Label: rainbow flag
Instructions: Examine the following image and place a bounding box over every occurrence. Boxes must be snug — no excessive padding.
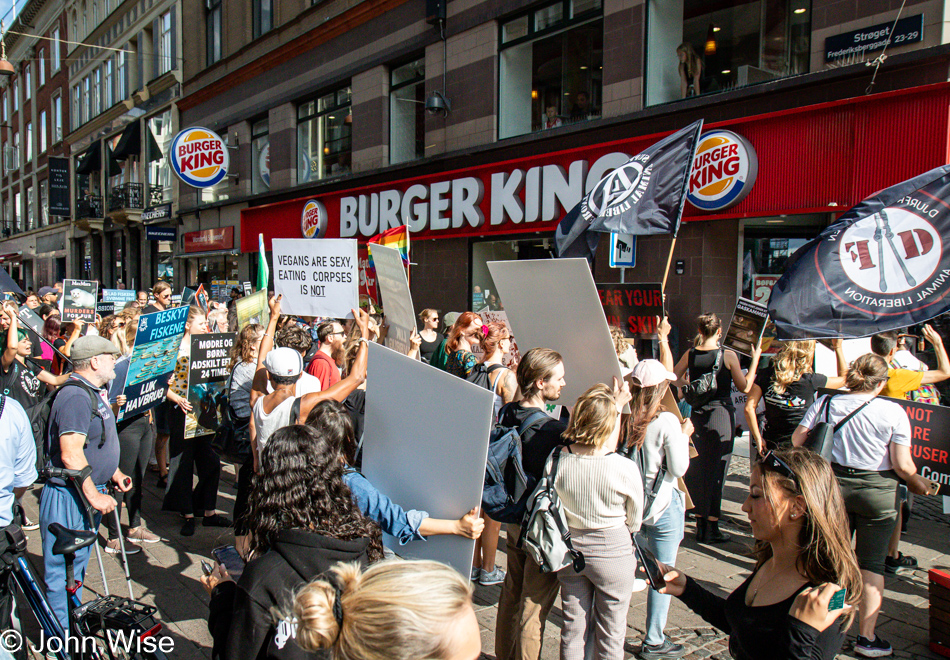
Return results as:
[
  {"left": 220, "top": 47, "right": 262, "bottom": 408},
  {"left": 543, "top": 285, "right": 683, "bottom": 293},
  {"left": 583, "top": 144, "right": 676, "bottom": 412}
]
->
[{"left": 367, "top": 224, "right": 410, "bottom": 268}]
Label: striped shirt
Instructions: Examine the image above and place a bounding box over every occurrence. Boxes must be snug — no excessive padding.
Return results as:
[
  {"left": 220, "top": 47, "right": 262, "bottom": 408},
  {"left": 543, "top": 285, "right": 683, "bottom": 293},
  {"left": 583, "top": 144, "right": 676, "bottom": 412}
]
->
[{"left": 554, "top": 450, "right": 643, "bottom": 533}]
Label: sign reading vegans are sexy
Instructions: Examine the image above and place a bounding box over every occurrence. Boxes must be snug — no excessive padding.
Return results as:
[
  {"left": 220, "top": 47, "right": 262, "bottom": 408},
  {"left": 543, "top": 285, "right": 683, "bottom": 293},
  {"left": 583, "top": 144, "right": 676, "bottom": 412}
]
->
[
  {"left": 272, "top": 238, "right": 358, "bottom": 318},
  {"left": 118, "top": 306, "right": 188, "bottom": 421}
]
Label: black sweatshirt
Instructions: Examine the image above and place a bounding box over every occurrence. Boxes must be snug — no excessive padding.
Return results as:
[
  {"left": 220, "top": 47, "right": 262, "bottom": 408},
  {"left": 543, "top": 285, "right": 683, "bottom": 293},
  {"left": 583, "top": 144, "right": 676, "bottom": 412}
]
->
[
  {"left": 208, "top": 529, "right": 373, "bottom": 660},
  {"left": 678, "top": 572, "right": 846, "bottom": 660}
]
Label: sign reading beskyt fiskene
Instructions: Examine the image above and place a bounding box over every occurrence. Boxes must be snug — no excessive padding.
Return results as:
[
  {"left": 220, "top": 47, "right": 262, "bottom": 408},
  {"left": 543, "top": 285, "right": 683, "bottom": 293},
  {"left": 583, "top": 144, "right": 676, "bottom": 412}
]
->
[{"left": 769, "top": 165, "right": 950, "bottom": 339}]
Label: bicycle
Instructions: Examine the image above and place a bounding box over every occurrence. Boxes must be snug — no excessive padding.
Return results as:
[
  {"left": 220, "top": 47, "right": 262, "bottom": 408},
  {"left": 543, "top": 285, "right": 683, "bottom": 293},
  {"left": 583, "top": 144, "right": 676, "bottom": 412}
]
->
[{"left": 7, "top": 466, "right": 170, "bottom": 659}]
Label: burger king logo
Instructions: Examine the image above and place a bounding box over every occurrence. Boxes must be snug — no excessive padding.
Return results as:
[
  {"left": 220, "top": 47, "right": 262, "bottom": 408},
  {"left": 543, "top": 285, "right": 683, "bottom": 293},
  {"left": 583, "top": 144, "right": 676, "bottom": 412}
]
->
[
  {"left": 301, "top": 199, "right": 328, "bottom": 239},
  {"left": 687, "top": 130, "right": 758, "bottom": 211},
  {"left": 171, "top": 127, "right": 229, "bottom": 188}
]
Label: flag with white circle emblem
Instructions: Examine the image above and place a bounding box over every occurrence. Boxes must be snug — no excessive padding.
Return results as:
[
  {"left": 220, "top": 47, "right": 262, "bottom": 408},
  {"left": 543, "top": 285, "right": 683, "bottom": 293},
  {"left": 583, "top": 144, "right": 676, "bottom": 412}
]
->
[
  {"left": 769, "top": 164, "right": 950, "bottom": 339},
  {"left": 555, "top": 120, "right": 704, "bottom": 259}
]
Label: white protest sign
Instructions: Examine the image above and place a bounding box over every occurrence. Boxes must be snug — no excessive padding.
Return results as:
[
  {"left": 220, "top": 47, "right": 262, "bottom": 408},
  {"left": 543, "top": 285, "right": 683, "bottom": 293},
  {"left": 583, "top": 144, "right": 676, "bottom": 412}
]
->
[
  {"left": 814, "top": 337, "right": 871, "bottom": 379},
  {"left": 363, "top": 342, "right": 494, "bottom": 574},
  {"left": 488, "top": 258, "right": 623, "bottom": 404},
  {"left": 272, "top": 238, "right": 358, "bottom": 318},
  {"left": 371, "top": 244, "right": 416, "bottom": 356}
]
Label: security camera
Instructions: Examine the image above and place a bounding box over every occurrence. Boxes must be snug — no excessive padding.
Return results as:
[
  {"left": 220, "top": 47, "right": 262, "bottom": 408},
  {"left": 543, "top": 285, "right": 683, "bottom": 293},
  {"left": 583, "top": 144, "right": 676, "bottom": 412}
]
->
[{"left": 425, "top": 92, "right": 451, "bottom": 117}]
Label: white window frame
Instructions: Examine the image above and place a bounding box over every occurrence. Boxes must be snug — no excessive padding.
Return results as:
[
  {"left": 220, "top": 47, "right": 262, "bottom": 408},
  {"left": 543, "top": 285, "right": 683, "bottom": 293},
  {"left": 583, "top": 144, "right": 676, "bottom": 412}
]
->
[
  {"left": 53, "top": 92, "right": 62, "bottom": 142},
  {"left": 51, "top": 28, "right": 61, "bottom": 72},
  {"left": 39, "top": 110, "right": 46, "bottom": 153}
]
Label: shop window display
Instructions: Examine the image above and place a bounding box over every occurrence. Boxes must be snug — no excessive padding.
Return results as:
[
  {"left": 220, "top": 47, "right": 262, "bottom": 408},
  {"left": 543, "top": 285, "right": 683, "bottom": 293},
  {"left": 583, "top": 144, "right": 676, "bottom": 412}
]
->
[
  {"left": 645, "top": 0, "right": 810, "bottom": 106},
  {"left": 390, "top": 59, "right": 425, "bottom": 165},
  {"left": 297, "top": 86, "right": 352, "bottom": 183}
]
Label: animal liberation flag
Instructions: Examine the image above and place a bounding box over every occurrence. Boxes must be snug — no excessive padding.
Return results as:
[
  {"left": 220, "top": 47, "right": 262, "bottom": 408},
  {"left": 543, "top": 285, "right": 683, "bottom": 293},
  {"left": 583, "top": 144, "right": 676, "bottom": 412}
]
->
[
  {"left": 257, "top": 233, "right": 269, "bottom": 292},
  {"left": 555, "top": 119, "right": 704, "bottom": 259},
  {"left": 768, "top": 164, "right": 950, "bottom": 339},
  {"left": 367, "top": 224, "right": 410, "bottom": 268}
]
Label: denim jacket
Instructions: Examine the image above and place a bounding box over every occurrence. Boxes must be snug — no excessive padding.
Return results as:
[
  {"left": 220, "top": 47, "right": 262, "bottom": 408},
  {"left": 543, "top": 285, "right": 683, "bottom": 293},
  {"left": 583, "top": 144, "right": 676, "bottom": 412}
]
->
[{"left": 343, "top": 468, "right": 428, "bottom": 545}]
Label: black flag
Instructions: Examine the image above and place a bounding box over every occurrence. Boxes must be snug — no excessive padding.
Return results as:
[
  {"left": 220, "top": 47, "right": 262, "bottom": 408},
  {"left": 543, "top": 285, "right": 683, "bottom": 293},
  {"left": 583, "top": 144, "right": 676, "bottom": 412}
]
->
[
  {"left": 0, "top": 266, "right": 23, "bottom": 298},
  {"left": 769, "top": 164, "right": 950, "bottom": 339},
  {"left": 555, "top": 120, "right": 704, "bottom": 259}
]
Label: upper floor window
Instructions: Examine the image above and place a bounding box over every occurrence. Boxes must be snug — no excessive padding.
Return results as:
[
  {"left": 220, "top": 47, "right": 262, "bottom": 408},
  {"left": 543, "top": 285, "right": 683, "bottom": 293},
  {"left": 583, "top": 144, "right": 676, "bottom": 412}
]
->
[
  {"left": 253, "top": 0, "right": 273, "bottom": 38},
  {"left": 51, "top": 28, "right": 61, "bottom": 72},
  {"left": 251, "top": 119, "right": 269, "bottom": 194},
  {"left": 207, "top": 0, "right": 222, "bottom": 65},
  {"left": 12, "top": 78, "right": 17, "bottom": 112},
  {"left": 159, "top": 11, "right": 173, "bottom": 75},
  {"left": 82, "top": 77, "right": 91, "bottom": 124},
  {"left": 38, "top": 50, "right": 45, "bottom": 87},
  {"left": 93, "top": 68, "right": 101, "bottom": 116},
  {"left": 103, "top": 60, "right": 114, "bottom": 108},
  {"left": 39, "top": 111, "right": 46, "bottom": 153},
  {"left": 645, "top": 0, "right": 811, "bottom": 105},
  {"left": 25, "top": 122, "right": 31, "bottom": 161},
  {"left": 71, "top": 85, "right": 80, "bottom": 130},
  {"left": 390, "top": 59, "right": 425, "bottom": 165},
  {"left": 116, "top": 50, "right": 127, "bottom": 99},
  {"left": 52, "top": 93, "right": 63, "bottom": 142},
  {"left": 297, "top": 85, "right": 351, "bottom": 183},
  {"left": 498, "top": 0, "right": 603, "bottom": 139}
]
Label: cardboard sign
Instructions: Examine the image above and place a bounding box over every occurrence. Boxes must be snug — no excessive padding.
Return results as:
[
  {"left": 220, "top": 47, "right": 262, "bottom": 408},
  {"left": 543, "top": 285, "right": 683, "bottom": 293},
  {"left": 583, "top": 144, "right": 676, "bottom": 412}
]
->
[
  {"left": 273, "top": 238, "right": 358, "bottom": 318},
  {"left": 883, "top": 395, "right": 950, "bottom": 489},
  {"left": 363, "top": 342, "right": 494, "bottom": 575},
  {"left": 358, "top": 246, "right": 379, "bottom": 310},
  {"left": 102, "top": 289, "right": 137, "bottom": 305},
  {"left": 118, "top": 306, "right": 188, "bottom": 421},
  {"left": 96, "top": 302, "right": 115, "bottom": 318},
  {"left": 372, "top": 244, "right": 416, "bottom": 356},
  {"left": 185, "top": 333, "right": 234, "bottom": 439},
  {"left": 235, "top": 289, "right": 269, "bottom": 329},
  {"left": 242, "top": 282, "right": 252, "bottom": 297},
  {"left": 596, "top": 282, "right": 663, "bottom": 336},
  {"left": 61, "top": 279, "right": 98, "bottom": 322},
  {"left": 814, "top": 338, "right": 871, "bottom": 379},
  {"left": 723, "top": 297, "right": 768, "bottom": 357},
  {"left": 488, "top": 259, "right": 623, "bottom": 405}
]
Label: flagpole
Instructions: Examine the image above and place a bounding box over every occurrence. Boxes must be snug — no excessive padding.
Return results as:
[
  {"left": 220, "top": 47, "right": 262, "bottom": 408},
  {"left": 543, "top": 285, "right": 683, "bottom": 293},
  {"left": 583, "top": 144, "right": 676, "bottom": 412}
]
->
[{"left": 661, "top": 237, "right": 677, "bottom": 291}]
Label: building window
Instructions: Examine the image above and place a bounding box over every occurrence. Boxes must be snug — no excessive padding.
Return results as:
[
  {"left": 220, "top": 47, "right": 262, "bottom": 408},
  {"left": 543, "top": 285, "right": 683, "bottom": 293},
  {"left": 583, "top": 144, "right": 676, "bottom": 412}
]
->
[
  {"left": 116, "top": 50, "right": 127, "bottom": 99},
  {"left": 1, "top": 92, "right": 6, "bottom": 123},
  {"left": 38, "top": 50, "right": 44, "bottom": 87},
  {"left": 51, "top": 28, "right": 61, "bottom": 72},
  {"left": 159, "top": 11, "right": 173, "bottom": 75},
  {"left": 12, "top": 132, "right": 18, "bottom": 170},
  {"left": 645, "top": 0, "right": 811, "bottom": 106},
  {"left": 92, "top": 0, "right": 98, "bottom": 28},
  {"left": 71, "top": 85, "right": 80, "bottom": 130},
  {"left": 93, "top": 68, "right": 101, "bottom": 116},
  {"left": 297, "top": 85, "right": 351, "bottom": 183},
  {"left": 253, "top": 0, "right": 272, "bottom": 38},
  {"left": 251, "top": 119, "right": 269, "bottom": 194},
  {"left": 25, "top": 185, "right": 33, "bottom": 230},
  {"left": 206, "top": 0, "right": 222, "bottom": 65},
  {"left": 40, "top": 179, "right": 48, "bottom": 227},
  {"left": 498, "top": 0, "right": 603, "bottom": 139},
  {"left": 390, "top": 58, "right": 425, "bottom": 165},
  {"left": 103, "top": 60, "right": 113, "bottom": 108},
  {"left": 39, "top": 111, "right": 46, "bottom": 153},
  {"left": 25, "top": 122, "right": 31, "bottom": 161},
  {"left": 24, "top": 64, "right": 30, "bottom": 101},
  {"left": 53, "top": 93, "right": 62, "bottom": 142},
  {"left": 12, "top": 78, "right": 17, "bottom": 112},
  {"left": 147, "top": 110, "right": 173, "bottom": 204},
  {"left": 14, "top": 191, "right": 20, "bottom": 231}
]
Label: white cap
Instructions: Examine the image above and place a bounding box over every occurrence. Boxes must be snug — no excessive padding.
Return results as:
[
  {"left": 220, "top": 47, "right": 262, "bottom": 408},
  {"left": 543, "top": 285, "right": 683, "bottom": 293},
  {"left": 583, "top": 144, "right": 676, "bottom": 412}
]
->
[
  {"left": 263, "top": 347, "right": 303, "bottom": 377},
  {"left": 630, "top": 359, "right": 677, "bottom": 388}
]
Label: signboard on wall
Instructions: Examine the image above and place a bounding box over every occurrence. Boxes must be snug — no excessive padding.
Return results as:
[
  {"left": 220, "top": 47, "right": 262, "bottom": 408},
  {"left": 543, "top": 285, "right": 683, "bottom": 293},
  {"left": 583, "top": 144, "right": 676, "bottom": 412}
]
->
[
  {"left": 183, "top": 227, "right": 234, "bottom": 253},
  {"left": 171, "top": 127, "right": 230, "bottom": 188},
  {"left": 48, "top": 157, "right": 70, "bottom": 216},
  {"left": 824, "top": 15, "right": 923, "bottom": 62},
  {"left": 146, "top": 226, "right": 176, "bottom": 241}
]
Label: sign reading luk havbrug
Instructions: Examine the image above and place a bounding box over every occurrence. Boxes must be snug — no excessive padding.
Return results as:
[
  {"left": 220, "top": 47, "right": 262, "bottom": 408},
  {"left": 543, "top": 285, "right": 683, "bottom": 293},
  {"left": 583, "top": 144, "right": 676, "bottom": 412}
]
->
[
  {"left": 686, "top": 130, "right": 758, "bottom": 211},
  {"left": 171, "top": 128, "right": 229, "bottom": 188}
]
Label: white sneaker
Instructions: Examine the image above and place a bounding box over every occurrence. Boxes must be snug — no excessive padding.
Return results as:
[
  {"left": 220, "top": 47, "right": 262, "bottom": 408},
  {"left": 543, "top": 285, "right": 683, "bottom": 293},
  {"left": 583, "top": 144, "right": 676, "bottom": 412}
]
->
[{"left": 105, "top": 539, "right": 141, "bottom": 555}]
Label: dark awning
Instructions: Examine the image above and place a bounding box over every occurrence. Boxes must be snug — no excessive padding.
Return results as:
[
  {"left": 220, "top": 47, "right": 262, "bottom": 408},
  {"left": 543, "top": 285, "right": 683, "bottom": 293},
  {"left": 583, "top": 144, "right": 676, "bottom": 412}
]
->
[
  {"left": 107, "top": 144, "right": 123, "bottom": 177},
  {"left": 112, "top": 121, "right": 141, "bottom": 161},
  {"left": 75, "top": 141, "right": 101, "bottom": 174}
]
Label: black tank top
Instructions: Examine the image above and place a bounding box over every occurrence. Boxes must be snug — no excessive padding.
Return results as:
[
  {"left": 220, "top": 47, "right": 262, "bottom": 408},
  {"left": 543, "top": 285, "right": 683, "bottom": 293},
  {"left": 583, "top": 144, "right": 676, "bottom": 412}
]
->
[
  {"left": 688, "top": 348, "right": 733, "bottom": 407},
  {"left": 419, "top": 332, "right": 442, "bottom": 362}
]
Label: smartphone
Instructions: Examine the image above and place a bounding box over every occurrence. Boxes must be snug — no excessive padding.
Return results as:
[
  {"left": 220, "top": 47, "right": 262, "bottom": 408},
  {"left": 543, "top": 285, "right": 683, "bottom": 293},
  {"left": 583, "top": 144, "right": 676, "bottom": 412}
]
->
[
  {"left": 632, "top": 536, "right": 665, "bottom": 592},
  {"left": 828, "top": 588, "right": 846, "bottom": 611},
  {"left": 928, "top": 479, "right": 942, "bottom": 496},
  {"left": 212, "top": 545, "right": 246, "bottom": 580},
  {"left": 200, "top": 560, "right": 214, "bottom": 576}
]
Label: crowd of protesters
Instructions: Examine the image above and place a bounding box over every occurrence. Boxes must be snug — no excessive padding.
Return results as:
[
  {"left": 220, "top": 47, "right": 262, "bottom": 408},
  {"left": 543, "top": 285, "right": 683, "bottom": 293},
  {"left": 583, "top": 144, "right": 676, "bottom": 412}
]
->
[{"left": 0, "top": 274, "right": 943, "bottom": 660}]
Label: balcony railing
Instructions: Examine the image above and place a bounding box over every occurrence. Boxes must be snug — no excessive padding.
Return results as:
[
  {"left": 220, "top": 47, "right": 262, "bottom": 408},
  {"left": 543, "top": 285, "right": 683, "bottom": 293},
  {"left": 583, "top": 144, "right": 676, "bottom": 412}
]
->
[
  {"left": 76, "top": 195, "right": 104, "bottom": 219},
  {"left": 149, "top": 184, "right": 166, "bottom": 207},
  {"left": 109, "top": 183, "right": 144, "bottom": 212}
]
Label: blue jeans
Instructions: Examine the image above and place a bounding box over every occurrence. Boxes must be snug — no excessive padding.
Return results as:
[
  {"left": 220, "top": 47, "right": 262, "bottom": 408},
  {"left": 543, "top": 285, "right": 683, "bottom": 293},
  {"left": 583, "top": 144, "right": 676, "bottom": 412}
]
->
[
  {"left": 636, "top": 489, "right": 685, "bottom": 647},
  {"left": 39, "top": 482, "right": 104, "bottom": 632}
]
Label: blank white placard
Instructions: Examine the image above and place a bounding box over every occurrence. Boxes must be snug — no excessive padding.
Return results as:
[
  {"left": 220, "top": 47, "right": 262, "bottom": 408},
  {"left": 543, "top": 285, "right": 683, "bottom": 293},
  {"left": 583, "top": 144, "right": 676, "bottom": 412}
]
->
[
  {"left": 372, "top": 244, "right": 416, "bottom": 356},
  {"left": 488, "top": 258, "right": 623, "bottom": 405},
  {"left": 814, "top": 337, "right": 871, "bottom": 379},
  {"left": 362, "top": 341, "right": 494, "bottom": 575}
]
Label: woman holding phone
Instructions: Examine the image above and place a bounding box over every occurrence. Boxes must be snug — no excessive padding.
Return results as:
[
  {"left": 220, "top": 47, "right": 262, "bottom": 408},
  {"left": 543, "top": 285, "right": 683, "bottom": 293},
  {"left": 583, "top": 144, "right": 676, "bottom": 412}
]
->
[{"left": 657, "top": 448, "right": 861, "bottom": 660}]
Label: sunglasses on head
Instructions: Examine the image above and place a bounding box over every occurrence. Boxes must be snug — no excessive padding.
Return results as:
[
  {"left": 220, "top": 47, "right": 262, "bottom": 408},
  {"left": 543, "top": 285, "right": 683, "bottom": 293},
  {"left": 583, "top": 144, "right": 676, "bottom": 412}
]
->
[{"left": 761, "top": 451, "right": 799, "bottom": 490}]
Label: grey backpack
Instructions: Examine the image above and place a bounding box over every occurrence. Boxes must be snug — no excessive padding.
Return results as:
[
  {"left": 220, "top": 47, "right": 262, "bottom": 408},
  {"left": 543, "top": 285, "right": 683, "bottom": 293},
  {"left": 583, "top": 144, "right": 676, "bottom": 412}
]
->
[{"left": 517, "top": 448, "right": 585, "bottom": 574}]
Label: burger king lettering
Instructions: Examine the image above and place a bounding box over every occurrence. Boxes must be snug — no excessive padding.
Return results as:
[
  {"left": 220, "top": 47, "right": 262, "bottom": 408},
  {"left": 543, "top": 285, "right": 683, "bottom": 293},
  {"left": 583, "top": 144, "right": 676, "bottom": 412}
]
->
[
  {"left": 687, "top": 130, "right": 758, "bottom": 211},
  {"left": 172, "top": 127, "right": 230, "bottom": 188}
]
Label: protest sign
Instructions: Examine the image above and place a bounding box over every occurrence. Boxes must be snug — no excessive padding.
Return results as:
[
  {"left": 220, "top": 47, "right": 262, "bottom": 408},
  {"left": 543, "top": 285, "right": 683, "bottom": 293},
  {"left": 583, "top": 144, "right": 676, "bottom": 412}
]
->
[
  {"left": 235, "top": 289, "right": 269, "bottom": 329},
  {"left": 596, "top": 282, "right": 663, "bottom": 336},
  {"left": 102, "top": 289, "right": 136, "bottom": 305},
  {"left": 372, "top": 244, "right": 416, "bottom": 356},
  {"left": 185, "top": 333, "right": 234, "bottom": 439},
  {"left": 273, "top": 238, "right": 358, "bottom": 318},
  {"left": 363, "top": 342, "right": 494, "bottom": 574},
  {"left": 118, "top": 306, "right": 188, "bottom": 421},
  {"left": 61, "top": 279, "right": 98, "bottom": 322},
  {"left": 195, "top": 284, "right": 210, "bottom": 315},
  {"left": 242, "top": 282, "right": 252, "bottom": 297},
  {"left": 358, "top": 245, "right": 379, "bottom": 310},
  {"left": 814, "top": 337, "right": 870, "bottom": 379},
  {"left": 181, "top": 287, "right": 196, "bottom": 307},
  {"left": 17, "top": 306, "right": 70, "bottom": 364},
  {"left": 723, "top": 297, "right": 768, "bottom": 357},
  {"left": 882, "top": 396, "right": 950, "bottom": 490},
  {"left": 470, "top": 309, "right": 521, "bottom": 369},
  {"left": 96, "top": 302, "right": 115, "bottom": 318},
  {"left": 489, "top": 258, "right": 623, "bottom": 404}
]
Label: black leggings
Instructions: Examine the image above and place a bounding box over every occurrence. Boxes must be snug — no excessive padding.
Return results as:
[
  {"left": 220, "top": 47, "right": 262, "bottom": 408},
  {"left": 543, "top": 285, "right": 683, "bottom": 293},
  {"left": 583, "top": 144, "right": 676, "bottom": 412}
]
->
[
  {"left": 684, "top": 403, "right": 735, "bottom": 520},
  {"left": 162, "top": 405, "right": 222, "bottom": 516},
  {"left": 233, "top": 460, "right": 254, "bottom": 536},
  {"left": 105, "top": 414, "right": 154, "bottom": 539}
]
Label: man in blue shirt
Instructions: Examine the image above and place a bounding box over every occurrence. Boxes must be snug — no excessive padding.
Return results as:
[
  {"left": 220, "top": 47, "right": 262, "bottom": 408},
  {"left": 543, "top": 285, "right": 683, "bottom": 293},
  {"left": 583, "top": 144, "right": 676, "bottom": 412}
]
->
[
  {"left": 39, "top": 335, "right": 131, "bottom": 631},
  {"left": 0, "top": 393, "right": 36, "bottom": 630}
]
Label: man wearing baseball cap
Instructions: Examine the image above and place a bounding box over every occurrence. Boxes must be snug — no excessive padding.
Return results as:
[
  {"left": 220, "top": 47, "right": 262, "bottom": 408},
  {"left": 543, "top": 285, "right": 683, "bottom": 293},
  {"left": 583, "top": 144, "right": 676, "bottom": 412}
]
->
[
  {"left": 39, "top": 335, "right": 132, "bottom": 630},
  {"left": 37, "top": 286, "right": 58, "bottom": 305}
]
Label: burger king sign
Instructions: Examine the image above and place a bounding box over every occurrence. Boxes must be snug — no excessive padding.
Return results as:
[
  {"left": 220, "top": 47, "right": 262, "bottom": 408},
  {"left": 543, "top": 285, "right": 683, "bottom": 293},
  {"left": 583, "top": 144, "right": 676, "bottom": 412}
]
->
[
  {"left": 171, "top": 127, "right": 230, "bottom": 188},
  {"left": 686, "top": 130, "right": 758, "bottom": 211},
  {"left": 301, "top": 199, "right": 328, "bottom": 239}
]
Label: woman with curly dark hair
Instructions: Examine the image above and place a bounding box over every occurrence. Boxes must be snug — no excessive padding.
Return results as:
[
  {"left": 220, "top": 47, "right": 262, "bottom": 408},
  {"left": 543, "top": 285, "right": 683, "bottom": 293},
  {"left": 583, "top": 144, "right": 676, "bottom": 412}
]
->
[{"left": 202, "top": 424, "right": 383, "bottom": 660}]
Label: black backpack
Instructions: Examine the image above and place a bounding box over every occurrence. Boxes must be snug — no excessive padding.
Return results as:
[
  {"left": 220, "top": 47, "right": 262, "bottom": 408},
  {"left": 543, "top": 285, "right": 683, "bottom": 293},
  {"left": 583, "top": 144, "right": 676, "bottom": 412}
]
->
[
  {"left": 682, "top": 348, "right": 722, "bottom": 408},
  {"left": 466, "top": 363, "right": 506, "bottom": 391},
  {"left": 28, "top": 380, "right": 101, "bottom": 472}
]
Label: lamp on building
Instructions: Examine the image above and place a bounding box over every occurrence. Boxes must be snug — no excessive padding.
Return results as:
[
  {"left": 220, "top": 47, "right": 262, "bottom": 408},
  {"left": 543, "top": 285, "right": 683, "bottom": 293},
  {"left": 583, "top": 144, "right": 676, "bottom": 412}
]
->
[
  {"left": 705, "top": 23, "right": 717, "bottom": 56},
  {"left": 425, "top": 91, "right": 451, "bottom": 116},
  {"left": 0, "top": 22, "right": 14, "bottom": 77}
]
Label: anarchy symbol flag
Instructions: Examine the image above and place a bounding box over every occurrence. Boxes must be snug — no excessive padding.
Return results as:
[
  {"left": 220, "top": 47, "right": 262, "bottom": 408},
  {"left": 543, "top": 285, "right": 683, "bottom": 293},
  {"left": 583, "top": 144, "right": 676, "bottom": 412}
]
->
[
  {"left": 555, "top": 119, "right": 704, "bottom": 259},
  {"left": 769, "top": 164, "right": 950, "bottom": 339}
]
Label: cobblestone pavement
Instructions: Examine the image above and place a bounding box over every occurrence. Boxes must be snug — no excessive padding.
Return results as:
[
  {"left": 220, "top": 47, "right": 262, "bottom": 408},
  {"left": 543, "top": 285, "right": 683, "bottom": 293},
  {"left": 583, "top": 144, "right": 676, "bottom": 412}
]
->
[{"left": 14, "top": 435, "right": 950, "bottom": 659}]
